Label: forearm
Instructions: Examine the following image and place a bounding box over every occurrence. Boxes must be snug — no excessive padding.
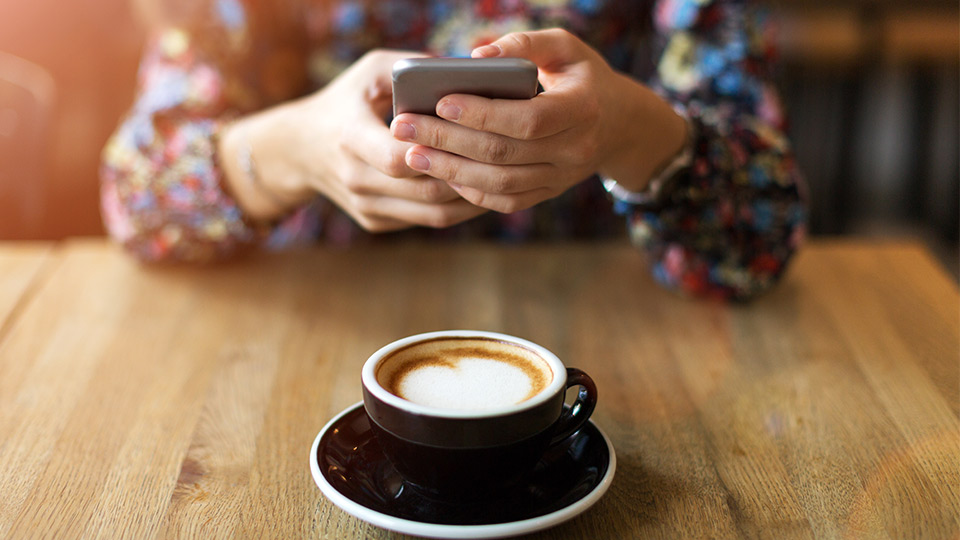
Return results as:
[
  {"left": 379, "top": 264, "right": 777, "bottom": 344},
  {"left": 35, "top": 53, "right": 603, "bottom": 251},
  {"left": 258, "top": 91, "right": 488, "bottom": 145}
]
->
[
  {"left": 100, "top": 14, "right": 316, "bottom": 261},
  {"left": 599, "top": 0, "right": 808, "bottom": 299}
]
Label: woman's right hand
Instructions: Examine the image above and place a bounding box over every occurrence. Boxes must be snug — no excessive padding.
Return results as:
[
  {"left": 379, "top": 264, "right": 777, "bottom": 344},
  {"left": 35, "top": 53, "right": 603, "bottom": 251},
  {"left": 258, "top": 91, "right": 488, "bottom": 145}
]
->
[{"left": 220, "top": 50, "right": 489, "bottom": 231}]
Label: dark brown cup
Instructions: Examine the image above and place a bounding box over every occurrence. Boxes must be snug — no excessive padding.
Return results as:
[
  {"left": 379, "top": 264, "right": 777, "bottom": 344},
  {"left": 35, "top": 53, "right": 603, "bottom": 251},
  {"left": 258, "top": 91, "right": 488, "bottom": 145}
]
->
[{"left": 361, "top": 331, "right": 598, "bottom": 501}]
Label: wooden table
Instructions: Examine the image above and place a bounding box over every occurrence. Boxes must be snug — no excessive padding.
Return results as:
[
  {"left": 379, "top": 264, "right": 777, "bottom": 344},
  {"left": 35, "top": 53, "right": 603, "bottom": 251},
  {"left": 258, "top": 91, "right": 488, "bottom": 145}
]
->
[{"left": 0, "top": 239, "right": 957, "bottom": 539}]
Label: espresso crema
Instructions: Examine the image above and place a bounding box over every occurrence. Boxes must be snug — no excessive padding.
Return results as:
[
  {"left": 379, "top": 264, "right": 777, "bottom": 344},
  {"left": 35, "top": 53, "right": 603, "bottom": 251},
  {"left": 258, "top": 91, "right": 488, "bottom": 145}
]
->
[{"left": 376, "top": 338, "right": 554, "bottom": 411}]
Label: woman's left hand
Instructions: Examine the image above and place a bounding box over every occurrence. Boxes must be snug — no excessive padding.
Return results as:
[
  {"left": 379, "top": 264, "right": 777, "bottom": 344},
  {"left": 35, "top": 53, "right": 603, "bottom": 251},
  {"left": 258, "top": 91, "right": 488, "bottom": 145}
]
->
[{"left": 390, "top": 28, "right": 687, "bottom": 213}]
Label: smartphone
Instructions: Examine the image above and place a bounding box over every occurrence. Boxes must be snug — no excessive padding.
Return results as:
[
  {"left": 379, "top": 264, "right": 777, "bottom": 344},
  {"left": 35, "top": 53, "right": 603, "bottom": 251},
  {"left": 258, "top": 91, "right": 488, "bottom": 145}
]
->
[{"left": 392, "top": 57, "right": 539, "bottom": 117}]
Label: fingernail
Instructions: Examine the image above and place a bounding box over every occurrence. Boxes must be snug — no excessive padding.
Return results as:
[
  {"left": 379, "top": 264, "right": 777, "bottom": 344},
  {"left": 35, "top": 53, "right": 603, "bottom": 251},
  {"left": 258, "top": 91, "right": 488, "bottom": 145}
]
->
[
  {"left": 408, "top": 152, "right": 430, "bottom": 171},
  {"left": 394, "top": 122, "right": 417, "bottom": 141},
  {"left": 437, "top": 101, "right": 461, "bottom": 121},
  {"left": 448, "top": 182, "right": 463, "bottom": 191},
  {"left": 472, "top": 44, "right": 501, "bottom": 58}
]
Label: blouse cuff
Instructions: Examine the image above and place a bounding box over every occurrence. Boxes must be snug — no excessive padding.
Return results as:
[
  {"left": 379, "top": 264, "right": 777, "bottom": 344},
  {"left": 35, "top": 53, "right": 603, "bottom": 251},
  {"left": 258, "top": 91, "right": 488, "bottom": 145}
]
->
[{"left": 101, "top": 118, "right": 259, "bottom": 262}]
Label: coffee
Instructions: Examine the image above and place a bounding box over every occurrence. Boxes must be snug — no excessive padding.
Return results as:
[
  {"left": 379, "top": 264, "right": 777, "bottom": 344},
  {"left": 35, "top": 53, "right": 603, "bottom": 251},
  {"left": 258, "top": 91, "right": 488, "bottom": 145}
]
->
[
  {"left": 362, "top": 330, "right": 598, "bottom": 499},
  {"left": 376, "top": 337, "right": 554, "bottom": 411}
]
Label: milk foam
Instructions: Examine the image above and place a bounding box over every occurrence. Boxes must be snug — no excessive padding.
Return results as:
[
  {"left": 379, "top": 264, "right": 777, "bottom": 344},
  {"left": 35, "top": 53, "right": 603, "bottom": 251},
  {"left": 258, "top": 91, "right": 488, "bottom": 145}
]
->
[
  {"left": 397, "top": 357, "right": 535, "bottom": 410},
  {"left": 377, "top": 338, "right": 553, "bottom": 411}
]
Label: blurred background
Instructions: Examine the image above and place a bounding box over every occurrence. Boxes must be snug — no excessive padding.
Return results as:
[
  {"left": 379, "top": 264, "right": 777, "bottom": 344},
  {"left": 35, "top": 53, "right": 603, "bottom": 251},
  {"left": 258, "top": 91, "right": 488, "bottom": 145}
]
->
[{"left": 0, "top": 0, "right": 957, "bottom": 277}]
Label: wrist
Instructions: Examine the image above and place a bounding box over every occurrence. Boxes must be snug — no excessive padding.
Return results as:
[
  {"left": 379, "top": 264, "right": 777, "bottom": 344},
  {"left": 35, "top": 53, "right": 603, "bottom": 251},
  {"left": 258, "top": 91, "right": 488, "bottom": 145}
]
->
[
  {"left": 597, "top": 73, "right": 689, "bottom": 192},
  {"left": 219, "top": 105, "right": 313, "bottom": 221},
  {"left": 601, "top": 117, "right": 694, "bottom": 207}
]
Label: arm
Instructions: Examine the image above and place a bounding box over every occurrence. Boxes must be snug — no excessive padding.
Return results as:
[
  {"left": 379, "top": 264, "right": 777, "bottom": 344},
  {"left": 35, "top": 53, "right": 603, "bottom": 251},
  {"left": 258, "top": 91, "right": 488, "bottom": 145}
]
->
[
  {"left": 102, "top": 11, "right": 485, "bottom": 261},
  {"left": 100, "top": 7, "right": 313, "bottom": 261},
  {"left": 389, "top": 5, "right": 806, "bottom": 300},
  {"left": 625, "top": 0, "right": 808, "bottom": 300}
]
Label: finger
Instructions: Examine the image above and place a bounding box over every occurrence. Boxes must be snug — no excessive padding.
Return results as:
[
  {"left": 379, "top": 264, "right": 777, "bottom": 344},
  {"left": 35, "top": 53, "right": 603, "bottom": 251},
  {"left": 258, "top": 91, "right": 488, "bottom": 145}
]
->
[
  {"left": 360, "top": 49, "right": 431, "bottom": 118},
  {"left": 448, "top": 182, "right": 552, "bottom": 214},
  {"left": 392, "top": 113, "right": 551, "bottom": 165},
  {"left": 456, "top": 30, "right": 599, "bottom": 139},
  {"left": 364, "top": 70, "right": 394, "bottom": 109},
  {"left": 471, "top": 28, "right": 588, "bottom": 69},
  {"left": 350, "top": 214, "right": 412, "bottom": 234},
  {"left": 433, "top": 91, "right": 584, "bottom": 140},
  {"left": 322, "top": 188, "right": 411, "bottom": 234},
  {"left": 342, "top": 111, "right": 421, "bottom": 179},
  {"left": 405, "top": 145, "right": 559, "bottom": 194},
  {"left": 342, "top": 163, "right": 463, "bottom": 204},
  {"left": 362, "top": 195, "right": 489, "bottom": 229},
  {"left": 341, "top": 67, "right": 422, "bottom": 178}
]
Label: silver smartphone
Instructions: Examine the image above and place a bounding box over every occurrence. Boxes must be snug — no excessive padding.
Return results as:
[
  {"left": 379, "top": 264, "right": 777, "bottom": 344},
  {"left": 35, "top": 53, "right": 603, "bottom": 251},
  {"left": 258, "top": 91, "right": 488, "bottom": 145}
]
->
[{"left": 392, "top": 57, "right": 539, "bottom": 117}]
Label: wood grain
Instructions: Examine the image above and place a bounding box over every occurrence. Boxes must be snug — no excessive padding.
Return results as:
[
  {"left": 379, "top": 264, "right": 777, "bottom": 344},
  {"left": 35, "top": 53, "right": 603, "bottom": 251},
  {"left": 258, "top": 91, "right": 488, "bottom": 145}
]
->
[
  {"left": 0, "top": 238, "right": 956, "bottom": 539},
  {"left": 0, "top": 242, "right": 52, "bottom": 330}
]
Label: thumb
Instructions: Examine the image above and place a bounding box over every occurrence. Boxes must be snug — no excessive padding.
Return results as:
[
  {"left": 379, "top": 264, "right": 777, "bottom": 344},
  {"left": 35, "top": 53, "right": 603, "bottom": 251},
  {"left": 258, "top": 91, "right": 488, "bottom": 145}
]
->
[{"left": 471, "top": 28, "right": 586, "bottom": 71}]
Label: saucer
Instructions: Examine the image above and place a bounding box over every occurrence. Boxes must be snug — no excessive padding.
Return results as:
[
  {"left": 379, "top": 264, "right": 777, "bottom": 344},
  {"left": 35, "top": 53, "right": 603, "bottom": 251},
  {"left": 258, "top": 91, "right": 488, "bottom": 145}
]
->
[{"left": 309, "top": 402, "right": 616, "bottom": 539}]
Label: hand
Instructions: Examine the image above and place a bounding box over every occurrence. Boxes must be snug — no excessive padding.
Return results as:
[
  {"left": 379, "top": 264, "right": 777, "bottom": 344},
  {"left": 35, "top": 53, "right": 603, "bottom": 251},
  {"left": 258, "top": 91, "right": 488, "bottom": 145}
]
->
[
  {"left": 389, "top": 29, "right": 687, "bottom": 214},
  {"left": 223, "top": 50, "right": 488, "bottom": 231}
]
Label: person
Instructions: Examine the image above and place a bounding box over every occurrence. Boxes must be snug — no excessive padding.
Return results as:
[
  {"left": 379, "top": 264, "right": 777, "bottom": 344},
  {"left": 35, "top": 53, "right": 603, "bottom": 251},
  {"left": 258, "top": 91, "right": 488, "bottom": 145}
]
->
[{"left": 101, "top": 0, "right": 807, "bottom": 301}]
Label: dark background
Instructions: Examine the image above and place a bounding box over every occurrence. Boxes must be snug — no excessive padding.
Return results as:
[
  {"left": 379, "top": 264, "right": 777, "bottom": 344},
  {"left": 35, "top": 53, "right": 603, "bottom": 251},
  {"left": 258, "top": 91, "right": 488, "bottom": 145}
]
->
[{"left": 0, "top": 0, "right": 957, "bottom": 276}]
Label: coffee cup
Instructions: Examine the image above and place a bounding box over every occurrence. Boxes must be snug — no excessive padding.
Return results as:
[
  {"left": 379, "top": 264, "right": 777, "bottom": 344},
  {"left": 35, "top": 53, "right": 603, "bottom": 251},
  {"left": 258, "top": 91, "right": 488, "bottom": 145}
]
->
[{"left": 361, "top": 330, "right": 598, "bottom": 500}]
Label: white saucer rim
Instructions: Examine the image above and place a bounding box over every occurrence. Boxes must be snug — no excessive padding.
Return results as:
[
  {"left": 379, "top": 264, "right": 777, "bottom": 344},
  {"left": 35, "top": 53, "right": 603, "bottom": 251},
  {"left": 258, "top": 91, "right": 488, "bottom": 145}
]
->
[{"left": 309, "top": 401, "right": 617, "bottom": 540}]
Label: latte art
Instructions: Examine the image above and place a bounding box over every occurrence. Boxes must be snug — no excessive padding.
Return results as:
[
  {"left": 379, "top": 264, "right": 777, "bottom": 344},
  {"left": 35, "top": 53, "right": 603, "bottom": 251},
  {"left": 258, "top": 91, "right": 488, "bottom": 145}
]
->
[{"left": 377, "top": 338, "right": 553, "bottom": 411}]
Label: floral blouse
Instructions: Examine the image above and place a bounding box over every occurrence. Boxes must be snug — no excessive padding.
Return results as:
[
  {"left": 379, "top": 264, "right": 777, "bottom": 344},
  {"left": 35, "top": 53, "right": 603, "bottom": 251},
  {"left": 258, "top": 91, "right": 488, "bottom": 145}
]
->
[{"left": 101, "top": 0, "right": 807, "bottom": 301}]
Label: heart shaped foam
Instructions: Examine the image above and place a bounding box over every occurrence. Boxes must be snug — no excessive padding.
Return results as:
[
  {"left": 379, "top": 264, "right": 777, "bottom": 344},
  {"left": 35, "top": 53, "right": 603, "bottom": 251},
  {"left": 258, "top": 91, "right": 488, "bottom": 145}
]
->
[{"left": 396, "top": 357, "right": 536, "bottom": 410}]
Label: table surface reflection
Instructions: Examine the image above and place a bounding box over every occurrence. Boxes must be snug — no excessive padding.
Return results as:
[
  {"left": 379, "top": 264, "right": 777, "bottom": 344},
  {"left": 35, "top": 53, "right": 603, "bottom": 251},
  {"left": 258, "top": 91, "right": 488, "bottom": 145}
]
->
[{"left": 0, "top": 238, "right": 956, "bottom": 539}]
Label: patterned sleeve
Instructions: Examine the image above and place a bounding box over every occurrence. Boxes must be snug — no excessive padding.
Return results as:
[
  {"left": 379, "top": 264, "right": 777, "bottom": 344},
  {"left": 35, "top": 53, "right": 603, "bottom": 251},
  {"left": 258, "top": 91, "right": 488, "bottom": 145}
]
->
[
  {"left": 622, "top": 0, "right": 807, "bottom": 301},
  {"left": 100, "top": 1, "right": 312, "bottom": 261}
]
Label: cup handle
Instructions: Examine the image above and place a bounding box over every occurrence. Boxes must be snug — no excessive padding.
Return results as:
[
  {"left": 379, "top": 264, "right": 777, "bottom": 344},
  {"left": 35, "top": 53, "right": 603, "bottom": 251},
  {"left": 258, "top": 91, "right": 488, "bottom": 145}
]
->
[{"left": 549, "top": 368, "right": 598, "bottom": 446}]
